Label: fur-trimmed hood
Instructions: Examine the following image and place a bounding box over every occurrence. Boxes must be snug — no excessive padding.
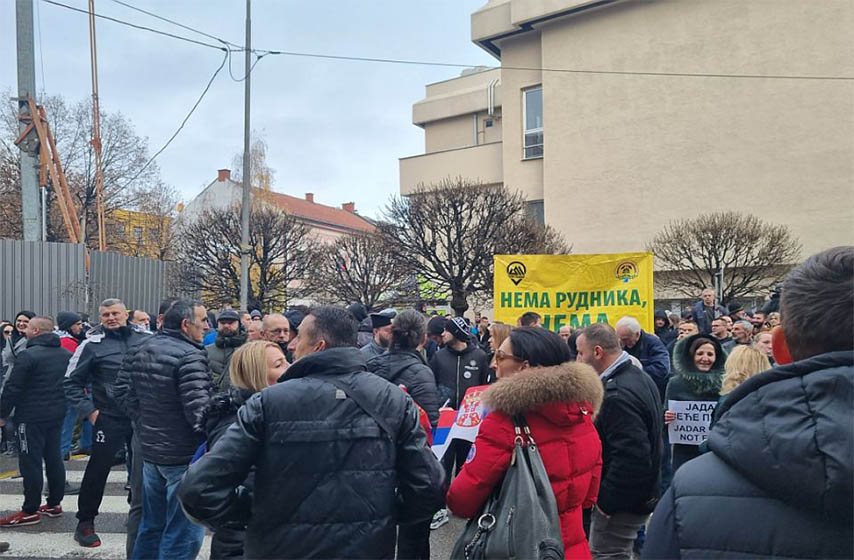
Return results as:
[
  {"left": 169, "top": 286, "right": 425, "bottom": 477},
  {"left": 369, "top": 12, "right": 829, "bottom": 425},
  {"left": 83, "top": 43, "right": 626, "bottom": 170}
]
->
[
  {"left": 673, "top": 334, "right": 727, "bottom": 396},
  {"left": 483, "top": 361, "right": 604, "bottom": 418}
]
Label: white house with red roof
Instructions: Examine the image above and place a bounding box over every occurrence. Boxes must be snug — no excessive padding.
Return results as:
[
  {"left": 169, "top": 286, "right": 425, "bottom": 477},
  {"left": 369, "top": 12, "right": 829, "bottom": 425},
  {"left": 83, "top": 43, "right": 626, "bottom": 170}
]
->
[{"left": 180, "top": 169, "right": 375, "bottom": 243}]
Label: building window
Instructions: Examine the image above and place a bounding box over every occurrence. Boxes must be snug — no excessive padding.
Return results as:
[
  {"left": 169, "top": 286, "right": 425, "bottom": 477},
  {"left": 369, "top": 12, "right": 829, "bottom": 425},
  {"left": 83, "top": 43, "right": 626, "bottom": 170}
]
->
[
  {"left": 525, "top": 200, "right": 545, "bottom": 226},
  {"left": 523, "top": 87, "right": 543, "bottom": 159},
  {"left": 133, "top": 227, "right": 144, "bottom": 243}
]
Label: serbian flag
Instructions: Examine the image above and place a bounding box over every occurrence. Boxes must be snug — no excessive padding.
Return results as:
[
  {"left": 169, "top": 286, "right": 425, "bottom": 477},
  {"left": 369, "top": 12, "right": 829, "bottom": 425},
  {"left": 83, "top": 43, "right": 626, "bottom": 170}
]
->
[{"left": 431, "top": 385, "right": 489, "bottom": 460}]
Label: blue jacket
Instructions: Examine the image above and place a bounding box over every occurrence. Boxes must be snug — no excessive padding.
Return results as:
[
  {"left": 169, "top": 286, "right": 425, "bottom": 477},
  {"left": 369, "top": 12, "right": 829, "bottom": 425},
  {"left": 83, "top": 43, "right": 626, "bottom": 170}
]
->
[
  {"left": 644, "top": 351, "right": 853, "bottom": 559},
  {"left": 691, "top": 300, "right": 728, "bottom": 335},
  {"left": 624, "top": 330, "right": 671, "bottom": 400}
]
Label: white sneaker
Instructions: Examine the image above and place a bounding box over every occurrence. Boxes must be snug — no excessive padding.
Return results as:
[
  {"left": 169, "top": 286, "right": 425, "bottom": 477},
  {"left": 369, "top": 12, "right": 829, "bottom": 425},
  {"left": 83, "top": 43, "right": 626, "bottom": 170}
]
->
[{"left": 430, "top": 508, "right": 449, "bottom": 530}]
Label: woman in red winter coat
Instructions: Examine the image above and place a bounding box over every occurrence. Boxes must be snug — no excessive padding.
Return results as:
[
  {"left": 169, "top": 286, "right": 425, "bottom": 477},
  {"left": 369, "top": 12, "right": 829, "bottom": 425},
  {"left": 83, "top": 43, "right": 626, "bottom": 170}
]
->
[{"left": 446, "top": 327, "right": 604, "bottom": 559}]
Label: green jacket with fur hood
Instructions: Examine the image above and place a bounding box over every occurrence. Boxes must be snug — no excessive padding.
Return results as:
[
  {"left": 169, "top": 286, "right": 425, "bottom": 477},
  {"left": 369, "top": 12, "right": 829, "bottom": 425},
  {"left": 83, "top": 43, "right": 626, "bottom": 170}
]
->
[{"left": 665, "top": 334, "right": 727, "bottom": 471}]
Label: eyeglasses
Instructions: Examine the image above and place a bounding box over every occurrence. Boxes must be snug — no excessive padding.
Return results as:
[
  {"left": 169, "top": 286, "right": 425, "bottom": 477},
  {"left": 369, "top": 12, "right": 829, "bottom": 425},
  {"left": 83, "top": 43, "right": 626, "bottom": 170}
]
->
[
  {"left": 266, "top": 328, "right": 287, "bottom": 335},
  {"left": 2, "top": 330, "right": 11, "bottom": 336},
  {"left": 494, "top": 349, "right": 523, "bottom": 363}
]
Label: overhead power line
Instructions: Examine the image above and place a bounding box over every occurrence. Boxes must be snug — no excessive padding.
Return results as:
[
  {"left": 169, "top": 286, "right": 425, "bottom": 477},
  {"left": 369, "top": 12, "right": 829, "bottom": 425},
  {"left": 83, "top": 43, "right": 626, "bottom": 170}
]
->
[
  {"left": 41, "top": 0, "right": 226, "bottom": 51},
  {"left": 259, "top": 50, "right": 854, "bottom": 82},
  {"left": 119, "top": 49, "right": 230, "bottom": 190},
  {"left": 42, "top": 0, "right": 854, "bottom": 82}
]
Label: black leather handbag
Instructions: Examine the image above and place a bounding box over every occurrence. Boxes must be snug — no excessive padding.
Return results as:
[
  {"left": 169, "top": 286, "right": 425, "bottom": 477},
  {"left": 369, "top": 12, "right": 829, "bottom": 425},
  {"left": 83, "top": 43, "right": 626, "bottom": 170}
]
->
[{"left": 450, "top": 415, "right": 564, "bottom": 560}]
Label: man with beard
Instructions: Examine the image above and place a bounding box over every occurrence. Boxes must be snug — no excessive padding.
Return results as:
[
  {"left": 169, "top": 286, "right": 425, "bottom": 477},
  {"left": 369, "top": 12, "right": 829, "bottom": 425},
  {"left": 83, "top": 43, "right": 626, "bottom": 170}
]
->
[
  {"left": 360, "top": 309, "right": 396, "bottom": 359},
  {"left": 205, "top": 310, "right": 248, "bottom": 390}
]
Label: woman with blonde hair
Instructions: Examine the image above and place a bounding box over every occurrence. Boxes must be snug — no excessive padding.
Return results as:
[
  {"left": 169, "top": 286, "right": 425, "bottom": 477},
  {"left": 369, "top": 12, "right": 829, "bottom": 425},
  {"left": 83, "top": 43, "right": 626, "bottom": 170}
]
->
[
  {"left": 201, "top": 341, "right": 288, "bottom": 558},
  {"left": 488, "top": 322, "right": 511, "bottom": 355},
  {"left": 721, "top": 344, "right": 771, "bottom": 395}
]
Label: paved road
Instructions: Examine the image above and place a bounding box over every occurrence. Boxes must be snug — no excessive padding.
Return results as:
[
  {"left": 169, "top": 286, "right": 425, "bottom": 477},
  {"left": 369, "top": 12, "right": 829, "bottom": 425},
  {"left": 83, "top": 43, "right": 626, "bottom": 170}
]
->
[{"left": 0, "top": 452, "right": 465, "bottom": 559}]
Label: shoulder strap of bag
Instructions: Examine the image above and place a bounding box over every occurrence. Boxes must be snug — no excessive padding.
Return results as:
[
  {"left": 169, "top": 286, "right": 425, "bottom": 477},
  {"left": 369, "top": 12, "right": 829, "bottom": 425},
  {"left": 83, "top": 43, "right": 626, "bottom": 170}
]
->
[
  {"left": 325, "top": 376, "right": 397, "bottom": 444},
  {"left": 511, "top": 414, "right": 535, "bottom": 445}
]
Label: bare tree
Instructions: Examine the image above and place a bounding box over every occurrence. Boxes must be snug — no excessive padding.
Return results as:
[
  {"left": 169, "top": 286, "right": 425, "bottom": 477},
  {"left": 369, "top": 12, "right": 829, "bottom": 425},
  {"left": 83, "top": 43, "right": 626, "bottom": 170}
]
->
[
  {"left": 647, "top": 211, "right": 801, "bottom": 302},
  {"left": 312, "top": 232, "right": 408, "bottom": 310},
  {"left": 0, "top": 91, "right": 160, "bottom": 245},
  {"left": 107, "top": 181, "right": 180, "bottom": 260},
  {"left": 380, "top": 178, "right": 569, "bottom": 316},
  {"left": 177, "top": 203, "right": 320, "bottom": 310},
  {"left": 231, "top": 135, "right": 275, "bottom": 191}
]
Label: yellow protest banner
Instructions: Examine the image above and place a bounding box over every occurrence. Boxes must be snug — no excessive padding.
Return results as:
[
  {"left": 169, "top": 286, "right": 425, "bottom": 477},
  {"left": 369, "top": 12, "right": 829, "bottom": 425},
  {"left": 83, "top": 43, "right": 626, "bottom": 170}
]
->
[{"left": 493, "top": 253, "right": 654, "bottom": 332}]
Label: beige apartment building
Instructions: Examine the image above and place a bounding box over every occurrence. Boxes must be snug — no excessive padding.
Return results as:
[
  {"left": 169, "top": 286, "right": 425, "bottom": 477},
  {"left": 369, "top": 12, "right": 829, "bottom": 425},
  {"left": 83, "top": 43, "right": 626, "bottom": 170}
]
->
[{"left": 400, "top": 0, "right": 854, "bottom": 260}]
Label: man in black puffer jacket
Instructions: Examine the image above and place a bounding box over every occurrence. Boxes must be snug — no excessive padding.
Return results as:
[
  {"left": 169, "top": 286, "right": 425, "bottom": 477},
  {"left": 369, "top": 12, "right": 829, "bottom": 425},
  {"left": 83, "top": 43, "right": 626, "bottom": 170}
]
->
[
  {"left": 644, "top": 246, "right": 854, "bottom": 559},
  {"left": 64, "top": 298, "right": 151, "bottom": 548},
  {"left": 367, "top": 309, "right": 440, "bottom": 429},
  {"left": 114, "top": 300, "right": 213, "bottom": 560},
  {"left": 0, "top": 316, "right": 69, "bottom": 527},
  {"left": 178, "top": 305, "right": 445, "bottom": 559}
]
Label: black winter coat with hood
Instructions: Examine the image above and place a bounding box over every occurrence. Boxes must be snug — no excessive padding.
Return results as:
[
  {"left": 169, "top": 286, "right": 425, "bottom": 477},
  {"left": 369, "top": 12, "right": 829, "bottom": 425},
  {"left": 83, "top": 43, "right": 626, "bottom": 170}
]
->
[
  {"left": 644, "top": 351, "right": 853, "bottom": 559},
  {"left": 0, "top": 333, "right": 70, "bottom": 423},
  {"left": 429, "top": 342, "right": 491, "bottom": 409},
  {"left": 367, "top": 349, "right": 441, "bottom": 428},
  {"left": 177, "top": 347, "right": 445, "bottom": 560},
  {"left": 64, "top": 324, "right": 151, "bottom": 420},
  {"left": 665, "top": 334, "right": 727, "bottom": 472},
  {"left": 113, "top": 329, "right": 214, "bottom": 465}
]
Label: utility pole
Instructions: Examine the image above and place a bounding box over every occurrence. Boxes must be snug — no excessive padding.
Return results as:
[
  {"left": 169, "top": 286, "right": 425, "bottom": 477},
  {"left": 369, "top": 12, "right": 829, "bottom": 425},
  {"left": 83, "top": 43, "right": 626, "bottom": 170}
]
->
[
  {"left": 239, "top": 0, "right": 252, "bottom": 311},
  {"left": 15, "top": 0, "right": 42, "bottom": 241},
  {"left": 88, "top": 0, "right": 107, "bottom": 251}
]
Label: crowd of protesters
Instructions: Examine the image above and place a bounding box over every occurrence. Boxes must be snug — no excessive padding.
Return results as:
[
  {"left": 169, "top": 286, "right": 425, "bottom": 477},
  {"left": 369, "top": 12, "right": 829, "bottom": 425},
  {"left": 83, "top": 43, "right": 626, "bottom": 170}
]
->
[{"left": 0, "top": 246, "right": 850, "bottom": 560}]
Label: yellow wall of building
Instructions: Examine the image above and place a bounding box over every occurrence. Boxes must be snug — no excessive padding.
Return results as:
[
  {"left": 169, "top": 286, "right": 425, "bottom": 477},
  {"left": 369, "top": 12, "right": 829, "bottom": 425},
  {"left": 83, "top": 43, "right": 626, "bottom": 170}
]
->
[
  {"left": 496, "top": 32, "right": 544, "bottom": 202},
  {"left": 533, "top": 0, "right": 853, "bottom": 256}
]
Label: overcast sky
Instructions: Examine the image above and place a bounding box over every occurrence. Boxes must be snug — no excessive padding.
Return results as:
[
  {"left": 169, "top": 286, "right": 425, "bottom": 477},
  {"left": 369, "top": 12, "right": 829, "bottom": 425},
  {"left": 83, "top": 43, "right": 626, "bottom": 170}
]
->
[{"left": 1, "top": 0, "right": 497, "bottom": 218}]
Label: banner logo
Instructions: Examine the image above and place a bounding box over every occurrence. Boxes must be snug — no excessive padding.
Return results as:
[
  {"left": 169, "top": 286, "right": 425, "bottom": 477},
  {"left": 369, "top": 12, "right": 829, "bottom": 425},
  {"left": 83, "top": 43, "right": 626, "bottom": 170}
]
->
[
  {"left": 506, "top": 261, "right": 527, "bottom": 285},
  {"left": 615, "top": 261, "right": 639, "bottom": 283}
]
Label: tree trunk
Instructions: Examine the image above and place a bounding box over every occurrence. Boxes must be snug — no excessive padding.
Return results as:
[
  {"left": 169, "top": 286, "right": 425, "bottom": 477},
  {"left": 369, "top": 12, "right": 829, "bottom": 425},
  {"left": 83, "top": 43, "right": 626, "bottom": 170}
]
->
[{"left": 450, "top": 289, "right": 469, "bottom": 317}]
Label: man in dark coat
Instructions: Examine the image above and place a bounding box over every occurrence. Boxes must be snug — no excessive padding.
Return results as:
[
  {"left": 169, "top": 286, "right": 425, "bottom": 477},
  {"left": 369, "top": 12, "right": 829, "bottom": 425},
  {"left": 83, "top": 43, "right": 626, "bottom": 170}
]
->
[
  {"left": 653, "top": 311, "right": 677, "bottom": 348},
  {"left": 0, "top": 316, "right": 70, "bottom": 527},
  {"left": 644, "top": 246, "right": 854, "bottom": 559},
  {"left": 177, "top": 305, "right": 445, "bottom": 559},
  {"left": 205, "top": 309, "right": 247, "bottom": 390},
  {"left": 360, "top": 309, "right": 396, "bottom": 359},
  {"left": 616, "top": 316, "right": 671, "bottom": 400},
  {"left": 367, "top": 309, "right": 441, "bottom": 428},
  {"left": 577, "top": 323, "right": 663, "bottom": 559},
  {"left": 691, "top": 288, "right": 728, "bottom": 335},
  {"left": 64, "top": 298, "right": 150, "bottom": 548},
  {"left": 114, "top": 300, "right": 213, "bottom": 560}
]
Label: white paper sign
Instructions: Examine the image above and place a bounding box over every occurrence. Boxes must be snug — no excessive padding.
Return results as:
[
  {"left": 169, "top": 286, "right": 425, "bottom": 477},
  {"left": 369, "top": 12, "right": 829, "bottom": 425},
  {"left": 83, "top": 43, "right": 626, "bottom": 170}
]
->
[{"left": 668, "top": 400, "right": 717, "bottom": 446}]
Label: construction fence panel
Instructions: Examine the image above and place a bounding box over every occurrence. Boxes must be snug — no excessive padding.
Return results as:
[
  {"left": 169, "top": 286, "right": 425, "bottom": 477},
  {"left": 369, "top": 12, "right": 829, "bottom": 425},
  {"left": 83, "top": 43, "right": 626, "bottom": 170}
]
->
[
  {"left": 89, "top": 251, "right": 165, "bottom": 317},
  {"left": 0, "top": 239, "right": 87, "bottom": 320}
]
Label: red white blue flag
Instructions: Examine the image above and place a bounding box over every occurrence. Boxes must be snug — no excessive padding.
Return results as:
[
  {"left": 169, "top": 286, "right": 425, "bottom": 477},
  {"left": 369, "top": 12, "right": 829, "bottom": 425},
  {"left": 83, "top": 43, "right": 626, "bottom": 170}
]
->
[{"left": 431, "top": 385, "right": 489, "bottom": 460}]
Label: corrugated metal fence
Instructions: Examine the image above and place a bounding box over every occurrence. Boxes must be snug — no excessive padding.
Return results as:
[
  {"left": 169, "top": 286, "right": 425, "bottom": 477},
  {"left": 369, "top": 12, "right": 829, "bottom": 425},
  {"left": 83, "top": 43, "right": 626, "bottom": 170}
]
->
[
  {"left": 89, "top": 251, "right": 166, "bottom": 317},
  {"left": 0, "top": 239, "right": 87, "bottom": 320},
  {"left": 0, "top": 239, "right": 194, "bottom": 320}
]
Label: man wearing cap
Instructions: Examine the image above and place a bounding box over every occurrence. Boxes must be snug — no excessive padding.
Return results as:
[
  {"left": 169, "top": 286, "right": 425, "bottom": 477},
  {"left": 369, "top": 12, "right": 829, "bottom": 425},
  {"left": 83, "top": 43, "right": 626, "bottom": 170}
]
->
[
  {"left": 360, "top": 309, "right": 397, "bottom": 359},
  {"left": 424, "top": 316, "right": 446, "bottom": 362},
  {"left": 205, "top": 310, "right": 248, "bottom": 390},
  {"left": 284, "top": 310, "right": 304, "bottom": 362},
  {"left": 250, "top": 310, "right": 263, "bottom": 322},
  {"left": 427, "top": 316, "right": 491, "bottom": 529}
]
